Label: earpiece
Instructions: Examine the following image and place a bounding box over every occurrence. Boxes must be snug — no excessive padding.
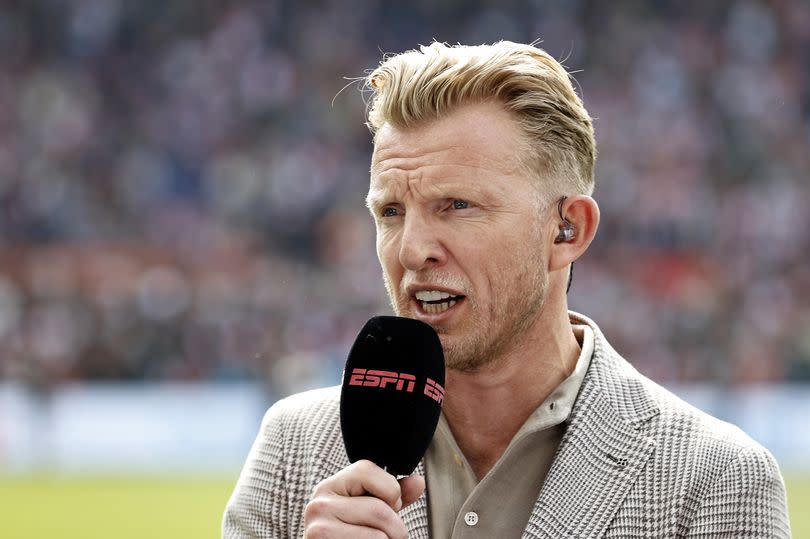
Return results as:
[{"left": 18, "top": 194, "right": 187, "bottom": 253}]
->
[
  {"left": 554, "top": 196, "right": 576, "bottom": 243},
  {"left": 552, "top": 196, "right": 576, "bottom": 293},
  {"left": 555, "top": 223, "right": 576, "bottom": 243}
]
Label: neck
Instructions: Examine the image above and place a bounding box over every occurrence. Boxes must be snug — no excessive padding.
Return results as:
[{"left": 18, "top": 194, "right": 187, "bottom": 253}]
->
[{"left": 442, "top": 306, "right": 580, "bottom": 480}]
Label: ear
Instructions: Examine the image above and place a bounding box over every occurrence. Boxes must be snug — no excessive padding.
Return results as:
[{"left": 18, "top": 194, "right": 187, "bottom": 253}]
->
[{"left": 548, "top": 195, "right": 600, "bottom": 272}]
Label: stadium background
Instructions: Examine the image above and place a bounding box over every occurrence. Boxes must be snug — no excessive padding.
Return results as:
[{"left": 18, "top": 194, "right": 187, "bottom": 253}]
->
[{"left": 0, "top": 0, "right": 808, "bottom": 536}]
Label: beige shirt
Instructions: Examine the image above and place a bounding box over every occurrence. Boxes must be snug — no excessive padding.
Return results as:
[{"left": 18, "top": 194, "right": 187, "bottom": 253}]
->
[{"left": 424, "top": 325, "right": 594, "bottom": 538}]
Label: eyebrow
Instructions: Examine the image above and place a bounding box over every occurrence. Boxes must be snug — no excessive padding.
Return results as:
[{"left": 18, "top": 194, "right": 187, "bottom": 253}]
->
[
  {"left": 365, "top": 190, "right": 384, "bottom": 211},
  {"left": 366, "top": 185, "right": 501, "bottom": 221}
]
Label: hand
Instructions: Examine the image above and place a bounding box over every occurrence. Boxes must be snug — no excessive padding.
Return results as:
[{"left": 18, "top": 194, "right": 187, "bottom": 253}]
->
[{"left": 303, "top": 459, "right": 425, "bottom": 539}]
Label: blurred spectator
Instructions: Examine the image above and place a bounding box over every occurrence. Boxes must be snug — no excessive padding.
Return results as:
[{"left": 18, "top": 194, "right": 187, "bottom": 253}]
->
[{"left": 0, "top": 0, "right": 808, "bottom": 393}]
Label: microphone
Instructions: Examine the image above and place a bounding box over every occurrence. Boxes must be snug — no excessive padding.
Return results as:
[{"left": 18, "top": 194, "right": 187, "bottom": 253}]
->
[{"left": 340, "top": 316, "right": 445, "bottom": 476}]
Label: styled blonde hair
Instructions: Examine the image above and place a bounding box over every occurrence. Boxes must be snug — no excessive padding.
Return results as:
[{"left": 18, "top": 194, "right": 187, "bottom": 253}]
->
[{"left": 366, "top": 41, "right": 596, "bottom": 197}]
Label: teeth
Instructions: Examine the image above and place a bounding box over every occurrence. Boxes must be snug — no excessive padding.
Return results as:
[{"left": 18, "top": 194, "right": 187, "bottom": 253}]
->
[
  {"left": 420, "top": 299, "right": 458, "bottom": 314},
  {"left": 415, "top": 290, "right": 452, "bottom": 301}
]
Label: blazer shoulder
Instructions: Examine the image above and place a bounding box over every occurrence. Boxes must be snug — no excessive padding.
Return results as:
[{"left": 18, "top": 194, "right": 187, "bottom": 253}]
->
[
  {"left": 635, "top": 373, "right": 788, "bottom": 507},
  {"left": 222, "top": 387, "right": 344, "bottom": 538},
  {"left": 641, "top": 377, "right": 763, "bottom": 454},
  {"left": 259, "top": 385, "right": 342, "bottom": 444},
  {"left": 578, "top": 310, "right": 771, "bottom": 460},
  {"left": 642, "top": 384, "right": 791, "bottom": 536}
]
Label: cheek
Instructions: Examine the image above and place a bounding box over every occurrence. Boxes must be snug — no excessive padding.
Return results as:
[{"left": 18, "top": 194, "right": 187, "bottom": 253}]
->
[
  {"left": 467, "top": 234, "right": 535, "bottom": 287},
  {"left": 376, "top": 235, "right": 400, "bottom": 274}
]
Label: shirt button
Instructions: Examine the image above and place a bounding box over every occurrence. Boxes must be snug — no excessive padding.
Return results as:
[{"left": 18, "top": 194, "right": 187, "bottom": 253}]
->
[{"left": 464, "top": 511, "right": 479, "bottom": 526}]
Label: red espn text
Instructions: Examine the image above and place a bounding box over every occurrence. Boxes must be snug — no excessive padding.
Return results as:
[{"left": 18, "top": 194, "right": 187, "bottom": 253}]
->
[{"left": 348, "top": 368, "right": 445, "bottom": 405}]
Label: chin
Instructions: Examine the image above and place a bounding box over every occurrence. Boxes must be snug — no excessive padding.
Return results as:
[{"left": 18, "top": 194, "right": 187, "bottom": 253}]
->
[{"left": 436, "top": 335, "right": 477, "bottom": 371}]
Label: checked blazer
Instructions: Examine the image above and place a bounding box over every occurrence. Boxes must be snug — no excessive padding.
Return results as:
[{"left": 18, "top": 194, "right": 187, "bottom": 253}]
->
[{"left": 222, "top": 312, "right": 791, "bottom": 538}]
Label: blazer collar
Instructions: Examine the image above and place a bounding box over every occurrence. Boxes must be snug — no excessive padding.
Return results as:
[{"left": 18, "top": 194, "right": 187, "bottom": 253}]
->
[
  {"left": 521, "top": 311, "right": 660, "bottom": 538},
  {"left": 401, "top": 462, "right": 430, "bottom": 538}
]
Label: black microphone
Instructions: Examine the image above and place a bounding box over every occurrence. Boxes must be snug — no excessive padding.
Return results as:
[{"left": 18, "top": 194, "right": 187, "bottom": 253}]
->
[{"left": 340, "top": 316, "right": 445, "bottom": 476}]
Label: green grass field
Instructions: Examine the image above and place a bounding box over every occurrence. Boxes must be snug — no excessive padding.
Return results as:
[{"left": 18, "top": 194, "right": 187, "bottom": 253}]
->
[
  {"left": 785, "top": 475, "right": 810, "bottom": 536},
  {"left": 0, "top": 476, "right": 237, "bottom": 539},
  {"left": 1, "top": 474, "right": 807, "bottom": 537}
]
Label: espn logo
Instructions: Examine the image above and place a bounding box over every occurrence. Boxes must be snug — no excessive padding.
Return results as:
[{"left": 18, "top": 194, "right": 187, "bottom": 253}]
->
[
  {"left": 348, "top": 368, "right": 445, "bottom": 405},
  {"left": 348, "top": 369, "right": 416, "bottom": 392},
  {"left": 424, "top": 377, "right": 445, "bottom": 405}
]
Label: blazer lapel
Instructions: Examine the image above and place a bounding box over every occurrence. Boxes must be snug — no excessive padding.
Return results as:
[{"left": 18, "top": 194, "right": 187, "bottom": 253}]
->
[
  {"left": 401, "top": 461, "right": 430, "bottom": 539},
  {"left": 523, "top": 314, "right": 660, "bottom": 538}
]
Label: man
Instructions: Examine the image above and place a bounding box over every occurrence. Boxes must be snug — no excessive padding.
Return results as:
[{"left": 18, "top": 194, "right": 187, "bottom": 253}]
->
[{"left": 223, "top": 41, "right": 791, "bottom": 538}]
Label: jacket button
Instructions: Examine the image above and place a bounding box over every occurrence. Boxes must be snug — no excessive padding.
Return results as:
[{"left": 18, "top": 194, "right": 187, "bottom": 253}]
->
[{"left": 464, "top": 511, "right": 479, "bottom": 526}]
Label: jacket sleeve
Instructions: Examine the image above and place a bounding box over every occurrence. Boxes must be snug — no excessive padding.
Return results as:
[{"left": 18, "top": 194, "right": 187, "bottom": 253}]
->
[
  {"left": 685, "top": 444, "right": 791, "bottom": 538},
  {"left": 222, "top": 403, "right": 291, "bottom": 538}
]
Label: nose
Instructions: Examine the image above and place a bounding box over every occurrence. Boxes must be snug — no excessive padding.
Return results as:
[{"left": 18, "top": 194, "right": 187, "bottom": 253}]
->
[{"left": 398, "top": 212, "right": 446, "bottom": 271}]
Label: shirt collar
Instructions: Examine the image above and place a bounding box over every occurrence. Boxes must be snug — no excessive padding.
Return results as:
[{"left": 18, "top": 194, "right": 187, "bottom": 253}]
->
[{"left": 504, "top": 324, "right": 595, "bottom": 445}]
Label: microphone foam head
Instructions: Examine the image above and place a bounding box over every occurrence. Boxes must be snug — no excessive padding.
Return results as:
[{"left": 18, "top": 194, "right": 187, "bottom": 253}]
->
[{"left": 340, "top": 316, "right": 445, "bottom": 476}]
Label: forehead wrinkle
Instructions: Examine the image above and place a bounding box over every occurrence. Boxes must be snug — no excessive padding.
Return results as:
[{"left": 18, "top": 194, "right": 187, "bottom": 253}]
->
[
  {"left": 371, "top": 144, "right": 455, "bottom": 177},
  {"left": 367, "top": 164, "right": 520, "bottom": 213},
  {"left": 372, "top": 143, "right": 520, "bottom": 177},
  {"left": 368, "top": 109, "right": 531, "bottom": 210},
  {"left": 369, "top": 142, "right": 529, "bottom": 204},
  {"left": 368, "top": 167, "right": 430, "bottom": 208}
]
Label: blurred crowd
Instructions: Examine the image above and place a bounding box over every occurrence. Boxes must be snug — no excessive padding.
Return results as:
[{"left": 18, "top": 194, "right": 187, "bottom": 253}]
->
[{"left": 0, "top": 0, "right": 808, "bottom": 394}]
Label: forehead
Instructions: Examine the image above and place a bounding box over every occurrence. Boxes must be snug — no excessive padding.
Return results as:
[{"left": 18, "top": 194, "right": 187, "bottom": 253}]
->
[{"left": 369, "top": 101, "right": 527, "bottom": 198}]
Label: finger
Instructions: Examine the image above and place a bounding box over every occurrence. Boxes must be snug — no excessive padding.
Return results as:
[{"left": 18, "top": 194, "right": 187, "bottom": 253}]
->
[
  {"left": 306, "top": 494, "right": 408, "bottom": 539},
  {"left": 317, "top": 460, "right": 403, "bottom": 510},
  {"left": 398, "top": 475, "right": 425, "bottom": 509}
]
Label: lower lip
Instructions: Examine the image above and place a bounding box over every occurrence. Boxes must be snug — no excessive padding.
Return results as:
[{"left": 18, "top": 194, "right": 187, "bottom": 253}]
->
[{"left": 413, "top": 297, "right": 465, "bottom": 323}]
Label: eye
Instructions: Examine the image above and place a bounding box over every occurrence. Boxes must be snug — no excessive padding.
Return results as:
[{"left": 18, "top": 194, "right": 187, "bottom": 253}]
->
[
  {"left": 381, "top": 206, "right": 399, "bottom": 217},
  {"left": 452, "top": 199, "right": 470, "bottom": 210}
]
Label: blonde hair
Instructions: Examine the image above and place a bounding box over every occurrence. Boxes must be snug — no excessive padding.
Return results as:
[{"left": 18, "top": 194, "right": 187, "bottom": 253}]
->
[{"left": 366, "top": 41, "right": 596, "bottom": 197}]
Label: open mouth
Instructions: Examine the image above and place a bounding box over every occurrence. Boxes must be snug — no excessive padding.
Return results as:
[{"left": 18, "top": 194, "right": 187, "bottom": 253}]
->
[{"left": 414, "top": 290, "right": 466, "bottom": 314}]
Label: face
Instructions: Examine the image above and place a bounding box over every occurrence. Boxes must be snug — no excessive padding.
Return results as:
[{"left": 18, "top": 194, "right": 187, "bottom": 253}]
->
[{"left": 368, "top": 101, "right": 553, "bottom": 371}]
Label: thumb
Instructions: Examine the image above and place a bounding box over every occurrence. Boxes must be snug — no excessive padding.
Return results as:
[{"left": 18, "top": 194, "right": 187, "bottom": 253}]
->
[{"left": 397, "top": 474, "right": 425, "bottom": 510}]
